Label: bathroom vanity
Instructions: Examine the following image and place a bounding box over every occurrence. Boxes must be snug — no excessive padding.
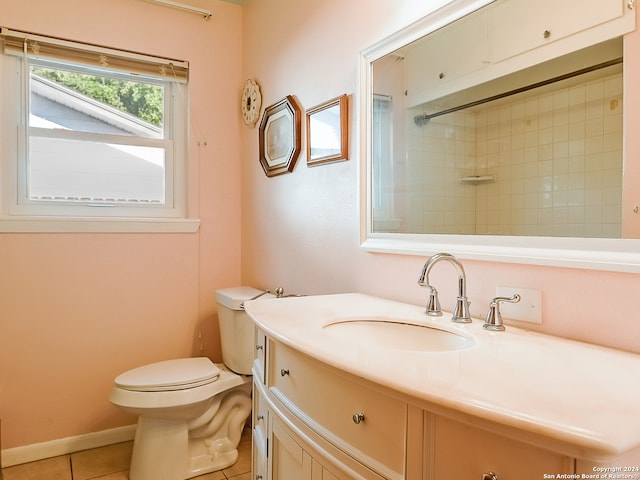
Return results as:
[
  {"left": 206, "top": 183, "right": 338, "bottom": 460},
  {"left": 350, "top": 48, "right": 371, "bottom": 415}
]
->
[{"left": 246, "top": 294, "right": 640, "bottom": 480}]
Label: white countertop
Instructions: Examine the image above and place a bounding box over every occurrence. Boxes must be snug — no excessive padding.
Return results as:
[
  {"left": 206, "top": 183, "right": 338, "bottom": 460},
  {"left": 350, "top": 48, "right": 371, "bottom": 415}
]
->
[{"left": 245, "top": 293, "right": 640, "bottom": 461}]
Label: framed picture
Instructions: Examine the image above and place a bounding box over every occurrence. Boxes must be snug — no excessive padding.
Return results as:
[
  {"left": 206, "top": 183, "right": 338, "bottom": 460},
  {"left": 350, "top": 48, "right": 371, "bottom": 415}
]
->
[
  {"left": 258, "top": 95, "right": 302, "bottom": 177},
  {"left": 306, "top": 94, "right": 348, "bottom": 166}
]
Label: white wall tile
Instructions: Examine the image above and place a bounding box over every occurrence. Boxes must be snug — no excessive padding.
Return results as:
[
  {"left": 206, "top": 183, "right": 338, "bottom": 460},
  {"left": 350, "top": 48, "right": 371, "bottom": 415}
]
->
[{"left": 407, "top": 71, "right": 622, "bottom": 237}]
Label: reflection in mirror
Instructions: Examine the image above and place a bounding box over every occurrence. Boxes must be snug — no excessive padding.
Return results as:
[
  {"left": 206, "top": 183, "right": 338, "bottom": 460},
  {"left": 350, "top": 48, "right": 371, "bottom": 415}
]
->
[
  {"left": 306, "top": 94, "right": 348, "bottom": 166},
  {"left": 372, "top": 38, "right": 624, "bottom": 238},
  {"left": 372, "top": 94, "right": 396, "bottom": 229},
  {"left": 361, "top": 0, "right": 640, "bottom": 272}
]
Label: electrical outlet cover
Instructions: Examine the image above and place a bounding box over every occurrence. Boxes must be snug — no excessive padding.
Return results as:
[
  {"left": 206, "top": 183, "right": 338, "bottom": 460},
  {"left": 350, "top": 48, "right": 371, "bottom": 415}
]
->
[{"left": 496, "top": 286, "right": 542, "bottom": 324}]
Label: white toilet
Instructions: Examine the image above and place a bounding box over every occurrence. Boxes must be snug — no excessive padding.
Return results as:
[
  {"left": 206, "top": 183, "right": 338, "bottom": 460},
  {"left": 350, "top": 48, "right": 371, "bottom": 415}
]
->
[{"left": 110, "top": 286, "right": 266, "bottom": 480}]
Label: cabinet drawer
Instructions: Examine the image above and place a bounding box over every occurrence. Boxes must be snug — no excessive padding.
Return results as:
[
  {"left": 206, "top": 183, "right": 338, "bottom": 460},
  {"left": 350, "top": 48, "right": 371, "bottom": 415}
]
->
[
  {"left": 252, "top": 379, "right": 268, "bottom": 448},
  {"left": 432, "top": 415, "right": 573, "bottom": 479},
  {"left": 271, "top": 412, "right": 386, "bottom": 480},
  {"left": 253, "top": 327, "right": 267, "bottom": 383},
  {"left": 268, "top": 342, "right": 406, "bottom": 476}
]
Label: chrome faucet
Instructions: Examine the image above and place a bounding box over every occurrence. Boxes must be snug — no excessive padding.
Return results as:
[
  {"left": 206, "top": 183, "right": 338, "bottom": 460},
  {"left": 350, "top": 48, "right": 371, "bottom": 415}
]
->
[{"left": 417, "top": 252, "right": 472, "bottom": 323}]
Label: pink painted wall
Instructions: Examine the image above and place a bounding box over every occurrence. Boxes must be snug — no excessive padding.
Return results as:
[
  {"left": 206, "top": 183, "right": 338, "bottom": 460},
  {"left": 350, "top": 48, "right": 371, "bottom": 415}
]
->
[
  {"left": 241, "top": 0, "right": 640, "bottom": 352},
  {"left": 2, "top": 0, "right": 639, "bottom": 455},
  {"left": 0, "top": 0, "right": 243, "bottom": 449}
]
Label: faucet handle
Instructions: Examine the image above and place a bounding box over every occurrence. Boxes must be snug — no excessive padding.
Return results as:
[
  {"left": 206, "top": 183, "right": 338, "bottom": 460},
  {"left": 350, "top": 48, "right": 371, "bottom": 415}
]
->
[
  {"left": 425, "top": 286, "right": 443, "bottom": 316},
  {"left": 483, "top": 294, "right": 520, "bottom": 331}
]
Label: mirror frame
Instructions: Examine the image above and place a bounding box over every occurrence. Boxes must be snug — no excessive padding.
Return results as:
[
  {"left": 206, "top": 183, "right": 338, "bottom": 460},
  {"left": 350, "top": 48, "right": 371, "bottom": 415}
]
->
[{"left": 358, "top": 0, "right": 640, "bottom": 273}]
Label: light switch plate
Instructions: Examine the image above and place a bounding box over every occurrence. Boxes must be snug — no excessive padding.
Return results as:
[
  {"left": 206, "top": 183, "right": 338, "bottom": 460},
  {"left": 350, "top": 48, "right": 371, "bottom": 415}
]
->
[{"left": 496, "top": 286, "right": 542, "bottom": 324}]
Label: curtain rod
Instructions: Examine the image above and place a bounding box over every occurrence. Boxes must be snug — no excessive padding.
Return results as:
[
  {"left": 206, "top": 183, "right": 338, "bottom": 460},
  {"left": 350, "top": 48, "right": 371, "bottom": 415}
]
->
[
  {"left": 414, "top": 57, "right": 623, "bottom": 127},
  {"left": 143, "top": 0, "right": 213, "bottom": 20}
]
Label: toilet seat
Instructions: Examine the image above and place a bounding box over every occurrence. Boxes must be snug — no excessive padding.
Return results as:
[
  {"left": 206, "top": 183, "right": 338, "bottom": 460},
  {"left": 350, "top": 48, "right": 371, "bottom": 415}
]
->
[{"left": 115, "top": 357, "right": 221, "bottom": 392}]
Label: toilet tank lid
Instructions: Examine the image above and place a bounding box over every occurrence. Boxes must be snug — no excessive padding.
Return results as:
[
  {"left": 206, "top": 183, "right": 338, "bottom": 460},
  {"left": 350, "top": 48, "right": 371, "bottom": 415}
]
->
[
  {"left": 216, "top": 286, "right": 267, "bottom": 310},
  {"left": 115, "top": 357, "right": 220, "bottom": 391}
]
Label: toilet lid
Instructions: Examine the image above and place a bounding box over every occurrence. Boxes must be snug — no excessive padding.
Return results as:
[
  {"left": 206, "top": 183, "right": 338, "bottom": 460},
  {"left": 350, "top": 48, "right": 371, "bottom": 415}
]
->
[{"left": 115, "top": 358, "right": 221, "bottom": 392}]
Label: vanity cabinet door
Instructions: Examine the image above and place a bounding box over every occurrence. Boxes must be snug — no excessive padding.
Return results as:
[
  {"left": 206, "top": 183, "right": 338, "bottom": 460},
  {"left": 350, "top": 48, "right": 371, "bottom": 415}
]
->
[
  {"left": 431, "top": 415, "right": 573, "bottom": 479},
  {"left": 270, "top": 415, "right": 348, "bottom": 480},
  {"left": 406, "top": 10, "right": 488, "bottom": 107},
  {"left": 253, "top": 379, "right": 269, "bottom": 480},
  {"left": 253, "top": 434, "right": 268, "bottom": 480},
  {"left": 314, "top": 464, "right": 339, "bottom": 480},
  {"left": 489, "top": 0, "right": 626, "bottom": 63},
  {"left": 270, "top": 416, "right": 312, "bottom": 480},
  {"left": 252, "top": 379, "right": 268, "bottom": 451}
]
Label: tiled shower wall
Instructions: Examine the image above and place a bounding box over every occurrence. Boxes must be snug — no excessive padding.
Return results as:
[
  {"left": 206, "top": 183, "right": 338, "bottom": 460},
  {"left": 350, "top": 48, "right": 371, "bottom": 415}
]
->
[{"left": 405, "top": 71, "right": 623, "bottom": 237}]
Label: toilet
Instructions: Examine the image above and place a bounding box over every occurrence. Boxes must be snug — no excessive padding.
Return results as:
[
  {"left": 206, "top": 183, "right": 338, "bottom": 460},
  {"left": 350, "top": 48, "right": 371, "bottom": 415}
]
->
[{"left": 109, "top": 286, "right": 267, "bottom": 480}]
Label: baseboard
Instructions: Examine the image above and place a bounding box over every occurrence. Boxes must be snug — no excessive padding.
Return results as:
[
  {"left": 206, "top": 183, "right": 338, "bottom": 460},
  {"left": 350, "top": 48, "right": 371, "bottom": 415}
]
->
[{"left": 1, "top": 425, "right": 136, "bottom": 467}]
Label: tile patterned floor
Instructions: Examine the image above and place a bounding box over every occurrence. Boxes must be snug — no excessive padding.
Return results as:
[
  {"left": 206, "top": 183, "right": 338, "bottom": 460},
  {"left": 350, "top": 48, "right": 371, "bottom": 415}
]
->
[{"left": 3, "top": 427, "right": 251, "bottom": 480}]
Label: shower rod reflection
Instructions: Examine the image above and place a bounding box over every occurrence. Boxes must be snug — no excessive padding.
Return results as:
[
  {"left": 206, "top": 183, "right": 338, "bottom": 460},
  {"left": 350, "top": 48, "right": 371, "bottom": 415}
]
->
[{"left": 414, "top": 57, "right": 622, "bottom": 127}]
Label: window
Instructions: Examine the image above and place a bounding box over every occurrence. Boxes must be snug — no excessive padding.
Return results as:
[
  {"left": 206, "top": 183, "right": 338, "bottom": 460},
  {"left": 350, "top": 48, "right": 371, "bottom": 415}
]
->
[
  {"left": 0, "top": 28, "right": 195, "bottom": 231},
  {"left": 371, "top": 95, "right": 395, "bottom": 222}
]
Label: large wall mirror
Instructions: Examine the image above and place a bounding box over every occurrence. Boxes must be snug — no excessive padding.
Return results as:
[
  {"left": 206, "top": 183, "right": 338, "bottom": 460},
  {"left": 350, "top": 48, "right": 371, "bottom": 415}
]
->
[{"left": 359, "top": 0, "right": 640, "bottom": 272}]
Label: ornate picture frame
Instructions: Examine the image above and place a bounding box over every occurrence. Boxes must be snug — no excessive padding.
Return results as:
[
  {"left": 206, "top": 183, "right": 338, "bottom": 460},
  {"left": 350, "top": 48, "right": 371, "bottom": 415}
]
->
[
  {"left": 306, "top": 94, "right": 348, "bottom": 166},
  {"left": 258, "top": 96, "right": 302, "bottom": 177}
]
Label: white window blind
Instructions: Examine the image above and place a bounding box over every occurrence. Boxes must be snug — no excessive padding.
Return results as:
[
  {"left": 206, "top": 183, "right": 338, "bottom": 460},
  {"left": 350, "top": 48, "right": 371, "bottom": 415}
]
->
[{"left": 0, "top": 27, "right": 188, "bottom": 81}]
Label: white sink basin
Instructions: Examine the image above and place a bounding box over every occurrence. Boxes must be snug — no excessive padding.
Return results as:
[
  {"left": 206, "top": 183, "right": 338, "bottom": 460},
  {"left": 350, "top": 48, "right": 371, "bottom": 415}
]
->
[{"left": 322, "top": 319, "right": 475, "bottom": 352}]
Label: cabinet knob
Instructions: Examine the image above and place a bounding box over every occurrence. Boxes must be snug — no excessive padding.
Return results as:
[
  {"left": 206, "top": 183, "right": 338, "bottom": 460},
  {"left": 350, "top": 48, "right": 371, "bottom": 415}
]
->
[
  {"left": 543, "top": 29, "right": 551, "bottom": 39},
  {"left": 352, "top": 412, "right": 365, "bottom": 424},
  {"left": 438, "top": 72, "right": 445, "bottom": 79},
  {"left": 280, "top": 368, "right": 290, "bottom": 377},
  {"left": 255, "top": 344, "right": 263, "bottom": 351},
  {"left": 257, "top": 414, "right": 264, "bottom": 421},
  {"left": 256, "top": 475, "right": 263, "bottom": 480},
  {"left": 482, "top": 472, "right": 498, "bottom": 480}
]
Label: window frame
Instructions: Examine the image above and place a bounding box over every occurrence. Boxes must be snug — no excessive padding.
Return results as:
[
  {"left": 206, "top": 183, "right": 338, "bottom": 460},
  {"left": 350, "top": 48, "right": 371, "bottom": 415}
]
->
[{"left": 0, "top": 28, "right": 198, "bottom": 233}]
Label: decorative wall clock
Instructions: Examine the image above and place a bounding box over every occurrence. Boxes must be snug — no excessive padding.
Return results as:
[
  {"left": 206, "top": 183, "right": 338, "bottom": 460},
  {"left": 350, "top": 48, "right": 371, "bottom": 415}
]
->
[{"left": 241, "top": 79, "right": 262, "bottom": 127}]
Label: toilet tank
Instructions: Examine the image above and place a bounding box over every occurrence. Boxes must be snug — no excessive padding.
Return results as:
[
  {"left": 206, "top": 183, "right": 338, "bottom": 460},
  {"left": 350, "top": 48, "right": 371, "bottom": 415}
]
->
[{"left": 216, "top": 287, "right": 268, "bottom": 375}]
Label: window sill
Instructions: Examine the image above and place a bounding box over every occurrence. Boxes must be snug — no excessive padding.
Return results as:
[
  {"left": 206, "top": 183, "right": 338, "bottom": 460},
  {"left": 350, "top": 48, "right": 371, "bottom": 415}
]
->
[{"left": 0, "top": 216, "right": 200, "bottom": 233}]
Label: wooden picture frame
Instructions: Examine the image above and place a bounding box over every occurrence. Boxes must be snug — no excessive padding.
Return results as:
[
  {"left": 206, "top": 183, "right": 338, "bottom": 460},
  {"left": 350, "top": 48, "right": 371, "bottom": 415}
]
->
[
  {"left": 258, "top": 95, "right": 302, "bottom": 177},
  {"left": 306, "top": 94, "right": 348, "bottom": 166}
]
